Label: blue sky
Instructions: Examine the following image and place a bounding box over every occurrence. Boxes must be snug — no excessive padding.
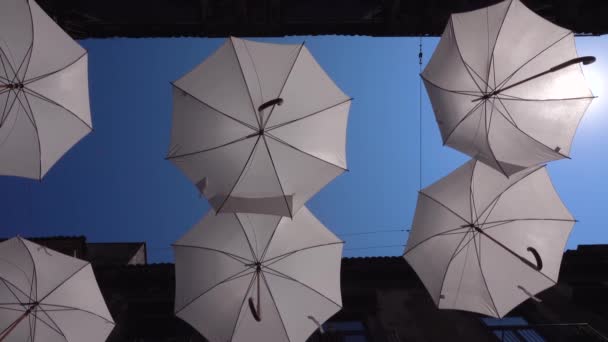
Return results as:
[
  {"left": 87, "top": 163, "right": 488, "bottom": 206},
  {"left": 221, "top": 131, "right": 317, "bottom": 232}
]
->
[{"left": 0, "top": 35, "right": 605, "bottom": 262}]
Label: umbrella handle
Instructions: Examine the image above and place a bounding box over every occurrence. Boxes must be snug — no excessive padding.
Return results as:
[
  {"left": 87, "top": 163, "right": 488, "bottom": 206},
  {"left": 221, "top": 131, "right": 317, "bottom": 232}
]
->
[
  {"left": 248, "top": 297, "right": 261, "bottom": 322},
  {"left": 526, "top": 247, "right": 543, "bottom": 271},
  {"left": 258, "top": 98, "right": 283, "bottom": 112}
]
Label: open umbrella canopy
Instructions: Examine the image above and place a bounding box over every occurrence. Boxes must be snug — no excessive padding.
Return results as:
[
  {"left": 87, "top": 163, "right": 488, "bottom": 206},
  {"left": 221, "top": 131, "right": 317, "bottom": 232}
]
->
[
  {"left": 0, "top": 237, "right": 114, "bottom": 341},
  {"left": 167, "top": 37, "right": 351, "bottom": 217},
  {"left": 422, "top": 0, "right": 595, "bottom": 176},
  {"left": 173, "top": 207, "right": 343, "bottom": 342},
  {"left": 0, "top": 0, "right": 91, "bottom": 180},
  {"left": 403, "top": 160, "right": 575, "bottom": 318}
]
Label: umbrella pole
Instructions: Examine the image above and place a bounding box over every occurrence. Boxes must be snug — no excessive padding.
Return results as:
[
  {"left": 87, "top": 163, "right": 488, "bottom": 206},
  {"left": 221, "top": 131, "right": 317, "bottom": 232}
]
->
[
  {"left": 473, "top": 56, "right": 596, "bottom": 102},
  {"left": 0, "top": 304, "right": 38, "bottom": 341},
  {"left": 248, "top": 264, "right": 262, "bottom": 322},
  {"left": 472, "top": 226, "right": 542, "bottom": 271}
]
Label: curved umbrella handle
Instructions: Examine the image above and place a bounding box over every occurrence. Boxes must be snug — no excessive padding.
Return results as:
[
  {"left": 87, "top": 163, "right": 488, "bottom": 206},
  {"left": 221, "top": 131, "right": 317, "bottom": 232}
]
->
[
  {"left": 258, "top": 98, "right": 284, "bottom": 112},
  {"left": 248, "top": 297, "right": 261, "bottom": 322},
  {"left": 526, "top": 247, "right": 543, "bottom": 271}
]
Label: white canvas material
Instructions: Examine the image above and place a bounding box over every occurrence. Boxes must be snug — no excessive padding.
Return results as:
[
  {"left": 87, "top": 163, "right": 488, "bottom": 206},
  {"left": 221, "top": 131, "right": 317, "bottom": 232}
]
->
[
  {"left": 173, "top": 206, "right": 343, "bottom": 342},
  {"left": 0, "top": 0, "right": 92, "bottom": 179},
  {"left": 403, "top": 160, "right": 575, "bottom": 318},
  {"left": 167, "top": 37, "right": 351, "bottom": 217},
  {"left": 0, "top": 237, "right": 115, "bottom": 341},
  {"left": 422, "top": 0, "right": 594, "bottom": 176}
]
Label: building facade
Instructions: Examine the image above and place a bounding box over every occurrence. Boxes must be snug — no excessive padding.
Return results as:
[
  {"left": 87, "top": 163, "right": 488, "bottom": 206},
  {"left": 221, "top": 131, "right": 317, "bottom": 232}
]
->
[{"left": 6, "top": 236, "right": 608, "bottom": 342}]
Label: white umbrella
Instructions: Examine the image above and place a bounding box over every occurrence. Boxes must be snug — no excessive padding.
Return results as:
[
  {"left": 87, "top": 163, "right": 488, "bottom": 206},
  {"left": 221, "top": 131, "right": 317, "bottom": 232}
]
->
[
  {"left": 0, "top": 0, "right": 92, "bottom": 179},
  {"left": 0, "top": 237, "right": 114, "bottom": 341},
  {"left": 422, "top": 0, "right": 595, "bottom": 176},
  {"left": 403, "top": 160, "right": 575, "bottom": 318},
  {"left": 173, "top": 207, "right": 343, "bottom": 342},
  {"left": 167, "top": 37, "right": 351, "bottom": 217}
]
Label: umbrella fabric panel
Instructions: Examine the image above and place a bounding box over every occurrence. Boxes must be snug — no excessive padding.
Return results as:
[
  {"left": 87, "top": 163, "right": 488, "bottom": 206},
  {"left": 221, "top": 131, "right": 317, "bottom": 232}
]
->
[
  {"left": 450, "top": 1, "right": 511, "bottom": 89},
  {"left": 25, "top": 0, "right": 86, "bottom": 82},
  {"left": 176, "top": 272, "right": 255, "bottom": 342},
  {"left": 267, "top": 100, "right": 350, "bottom": 170},
  {"left": 438, "top": 232, "right": 497, "bottom": 317},
  {"left": 264, "top": 271, "right": 341, "bottom": 342},
  {"left": 263, "top": 207, "right": 342, "bottom": 262},
  {"left": 168, "top": 87, "right": 256, "bottom": 158},
  {"left": 228, "top": 137, "right": 292, "bottom": 217},
  {"left": 174, "top": 40, "right": 258, "bottom": 129},
  {"left": 231, "top": 38, "right": 301, "bottom": 126},
  {"left": 174, "top": 248, "right": 251, "bottom": 313},
  {"left": 236, "top": 213, "right": 282, "bottom": 259},
  {"left": 0, "top": 0, "right": 33, "bottom": 82},
  {"left": 266, "top": 244, "right": 343, "bottom": 307},
  {"left": 264, "top": 137, "right": 345, "bottom": 218},
  {"left": 170, "top": 137, "right": 258, "bottom": 211},
  {"left": 18, "top": 238, "right": 88, "bottom": 300},
  {"left": 26, "top": 91, "right": 91, "bottom": 178},
  {"left": 0, "top": 237, "right": 35, "bottom": 298},
  {"left": 230, "top": 273, "right": 290, "bottom": 342},
  {"left": 264, "top": 47, "right": 349, "bottom": 129}
]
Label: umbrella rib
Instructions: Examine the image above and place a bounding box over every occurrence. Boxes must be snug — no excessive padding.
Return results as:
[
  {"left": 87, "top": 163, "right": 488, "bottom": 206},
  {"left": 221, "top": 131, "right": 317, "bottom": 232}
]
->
[
  {"left": 418, "top": 192, "right": 469, "bottom": 223},
  {"left": 493, "top": 96, "right": 518, "bottom": 127},
  {"left": 436, "top": 230, "right": 473, "bottom": 304},
  {"left": 262, "top": 266, "right": 343, "bottom": 309},
  {"left": 497, "top": 97, "right": 569, "bottom": 159},
  {"left": 23, "top": 52, "right": 87, "bottom": 86},
  {"left": 264, "top": 98, "right": 353, "bottom": 132},
  {"left": 483, "top": 99, "right": 510, "bottom": 177},
  {"left": 469, "top": 162, "right": 478, "bottom": 223},
  {"left": 34, "top": 307, "right": 68, "bottom": 341},
  {"left": 23, "top": 88, "right": 92, "bottom": 130},
  {"left": 176, "top": 268, "right": 255, "bottom": 315},
  {"left": 472, "top": 233, "right": 501, "bottom": 317},
  {"left": 449, "top": 19, "right": 484, "bottom": 93},
  {"left": 6, "top": 42, "right": 33, "bottom": 86},
  {"left": 443, "top": 100, "right": 485, "bottom": 146},
  {"left": 261, "top": 242, "right": 344, "bottom": 267},
  {"left": 483, "top": 218, "right": 576, "bottom": 226},
  {"left": 165, "top": 135, "right": 255, "bottom": 160},
  {"left": 0, "top": 278, "right": 32, "bottom": 307},
  {"left": 229, "top": 37, "right": 261, "bottom": 128},
  {"left": 228, "top": 271, "right": 258, "bottom": 341},
  {"left": 234, "top": 213, "right": 264, "bottom": 262},
  {"left": 261, "top": 135, "right": 292, "bottom": 218},
  {"left": 35, "top": 263, "right": 90, "bottom": 305},
  {"left": 215, "top": 136, "right": 261, "bottom": 214},
  {"left": 258, "top": 218, "right": 284, "bottom": 262},
  {"left": 0, "top": 50, "right": 14, "bottom": 83},
  {"left": 476, "top": 227, "right": 556, "bottom": 284},
  {"left": 258, "top": 272, "right": 293, "bottom": 342},
  {"left": 37, "top": 303, "right": 114, "bottom": 324},
  {"left": 475, "top": 165, "right": 545, "bottom": 220},
  {"left": 403, "top": 226, "right": 469, "bottom": 256},
  {"left": 170, "top": 83, "right": 258, "bottom": 131},
  {"left": 496, "top": 94, "right": 596, "bottom": 102},
  {"left": 420, "top": 75, "right": 482, "bottom": 97},
  {"left": 16, "top": 238, "right": 39, "bottom": 303},
  {"left": 263, "top": 42, "right": 305, "bottom": 129},
  {"left": 171, "top": 244, "right": 253, "bottom": 265},
  {"left": 17, "top": 90, "right": 44, "bottom": 179},
  {"left": 493, "top": 31, "right": 571, "bottom": 93},
  {"left": 265, "top": 133, "right": 347, "bottom": 171},
  {"left": 485, "top": 0, "right": 514, "bottom": 93}
]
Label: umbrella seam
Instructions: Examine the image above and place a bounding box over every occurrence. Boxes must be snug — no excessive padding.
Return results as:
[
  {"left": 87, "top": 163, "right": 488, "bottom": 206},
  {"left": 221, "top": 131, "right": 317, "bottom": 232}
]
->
[
  {"left": 262, "top": 135, "right": 292, "bottom": 218},
  {"left": 171, "top": 244, "right": 253, "bottom": 265},
  {"left": 259, "top": 272, "right": 294, "bottom": 342},
  {"left": 170, "top": 83, "right": 258, "bottom": 131},
  {"left": 472, "top": 232, "right": 501, "bottom": 317},
  {"left": 263, "top": 42, "right": 305, "bottom": 129},
  {"left": 265, "top": 133, "right": 348, "bottom": 172},
  {"left": 265, "top": 97, "right": 352, "bottom": 132},
  {"left": 229, "top": 37, "right": 261, "bottom": 129},
  {"left": 24, "top": 52, "right": 87, "bottom": 86},
  {"left": 14, "top": 92, "right": 43, "bottom": 179},
  {"left": 215, "top": 135, "right": 261, "bottom": 214}
]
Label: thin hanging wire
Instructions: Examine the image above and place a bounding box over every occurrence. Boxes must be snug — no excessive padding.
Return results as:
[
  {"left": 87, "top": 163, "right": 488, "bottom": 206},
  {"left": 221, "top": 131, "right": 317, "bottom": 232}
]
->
[{"left": 418, "top": 37, "right": 423, "bottom": 191}]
